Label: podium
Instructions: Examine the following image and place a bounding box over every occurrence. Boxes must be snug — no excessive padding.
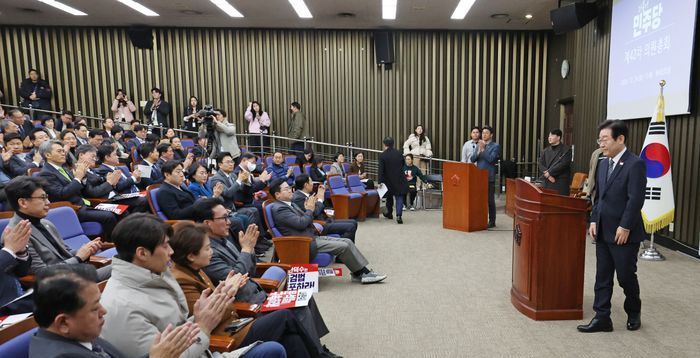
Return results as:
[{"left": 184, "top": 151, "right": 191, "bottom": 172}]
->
[
  {"left": 442, "top": 162, "right": 488, "bottom": 232},
  {"left": 511, "top": 179, "right": 588, "bottom": 320}
]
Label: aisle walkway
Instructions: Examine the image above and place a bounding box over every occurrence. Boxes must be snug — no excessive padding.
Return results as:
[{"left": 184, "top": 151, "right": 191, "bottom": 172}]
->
[{"left": 312, "top": 204, "right": 700, "bottom": 357}]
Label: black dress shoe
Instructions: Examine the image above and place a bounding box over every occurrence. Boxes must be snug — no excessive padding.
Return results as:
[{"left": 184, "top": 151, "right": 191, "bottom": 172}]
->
[
  {"left": 383, "top": 212, "right": 393, "bottom": 220},
  {"left": 396, "top": 216, "right": 403, "bottom": 224},
  {"left": 627, "top": 314, "right": 641, "bottom": 331},
  {"left": 577, "top": 317, "right": 613, "bottom": 333},
  {"left": 321, "top": 345, "right": 343, "bottom": 358}
]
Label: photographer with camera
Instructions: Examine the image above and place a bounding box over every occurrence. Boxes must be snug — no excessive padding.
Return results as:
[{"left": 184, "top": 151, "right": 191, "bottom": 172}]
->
[
  {"left": 182, "top": 96, "right": 201, "bottom": 138},
  {"left": 111, "top": 88, "right": 136, "bottom": 123},
  {"left": 198, "top": 107, "right": 241, "bottom": 165}
]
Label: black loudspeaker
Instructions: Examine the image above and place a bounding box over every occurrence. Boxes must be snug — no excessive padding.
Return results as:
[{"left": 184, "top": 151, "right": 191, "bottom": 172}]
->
[
  {"left": 374, "top": 31, "right": 394, "bottom": 65},
  {"left": 550, "top": 2, "right": 598, "bottom": 35},
  {"left": 127, "top": 26, "right": 153, "bottom": 50}
]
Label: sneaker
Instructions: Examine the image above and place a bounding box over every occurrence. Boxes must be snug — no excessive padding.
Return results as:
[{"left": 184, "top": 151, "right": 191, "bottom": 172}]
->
[
  {"left": 409, "top": 206, "right": 415, "bottom": 211},
  {"left": 352, "top": 271, "right": 387, "bottom": 284}
]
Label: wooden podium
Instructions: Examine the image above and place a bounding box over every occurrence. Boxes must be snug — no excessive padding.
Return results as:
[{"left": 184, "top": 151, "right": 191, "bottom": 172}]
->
[
  {"left": 442, "top": 162, "right": 488, "bottom": 232},
  {"left": 511, "top": 179, "right": 589, "bottom": 320}
]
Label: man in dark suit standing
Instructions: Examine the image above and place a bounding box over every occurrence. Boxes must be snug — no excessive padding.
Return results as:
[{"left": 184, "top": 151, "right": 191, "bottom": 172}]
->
[
  {"left": 378, "top": 136, "right": 408, "bottom": 224},
  {"left": 578, "top": 120, "right": 647, "bottom": 333},
  {"left": 471, "top": 126, "right": 500, "bottom": 228},
  {"left": 29, "top": 265, "right": 198, "bottom": 358},
  {"left": 538, "top": 128, "right": 572, "bottom": 196}
]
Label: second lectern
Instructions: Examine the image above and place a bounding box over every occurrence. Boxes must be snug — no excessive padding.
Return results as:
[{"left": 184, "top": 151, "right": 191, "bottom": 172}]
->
[
  {"left": 511, "top": 179, "right": 589, "bottom": 320},
  {"left": 442, "top": 162, "right": 488, "bottom": 232}
]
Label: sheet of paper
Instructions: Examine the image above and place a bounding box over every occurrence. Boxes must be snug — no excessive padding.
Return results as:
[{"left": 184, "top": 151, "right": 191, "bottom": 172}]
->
[
  {"left": 377, "top": 183, "right": 388, "bottom": 198},
  {"left": 137, "top": 164, "right": 152, "bottom": 178}
]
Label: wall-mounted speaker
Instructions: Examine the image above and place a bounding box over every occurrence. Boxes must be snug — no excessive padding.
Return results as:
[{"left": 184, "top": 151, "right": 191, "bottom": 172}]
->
[
  {"left": 127, "top": 26, "right": 153, "bottom": 50},
  {"left": 374, "top": 31, "right": 394, "bottom": 66},
  {"left": 550, "top": 2, "right": 598, "bottom": 35}
]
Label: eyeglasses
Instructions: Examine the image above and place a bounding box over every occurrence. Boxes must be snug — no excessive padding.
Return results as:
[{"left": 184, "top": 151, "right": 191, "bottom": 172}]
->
[
  {"left": 25, "top": 194, "right": 50, "bottom": 202},
  {"left": 280, "top": 186, "right": 292, "bottom": 192},
  {"left": 596, "top": 137, "right": 611, "bottom": 145},
  {"left": 211, "top": 216, "right": 230, "bottom": 222}
]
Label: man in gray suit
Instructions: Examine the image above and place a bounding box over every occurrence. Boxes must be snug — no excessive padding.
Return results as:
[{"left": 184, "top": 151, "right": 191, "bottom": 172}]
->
[
  {"left": 268, "top": 179, "right": 387, "bottom": 284},
  {"left": 29, "top": 264, "right": 199, "bottom": 358},
  {"left": 3, "top": 176, "right": 111, "bottom": 281},
  {"left": 292, "top": 174, "right": 357, "bottom": 242}
]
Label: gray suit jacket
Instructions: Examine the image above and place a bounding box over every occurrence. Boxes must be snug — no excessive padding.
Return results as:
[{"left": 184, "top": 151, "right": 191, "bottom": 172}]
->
[
  {"left": 292, "top": 190, "right": 325, "bottom": 219},
  {"left": 209, "top": 169, "right": 241, "bottom": 209},
  {"left": 29, "top": 328, "right": 130, "bottom": 358},
  {"left": 203, "top": 235, "right": 267, "bottom": 304},
  {"left": 8, "top": 214, "right": 111, "bottom": 280},
  {"left": 269, "top": 201, "right": 318, "bottom": 258}
]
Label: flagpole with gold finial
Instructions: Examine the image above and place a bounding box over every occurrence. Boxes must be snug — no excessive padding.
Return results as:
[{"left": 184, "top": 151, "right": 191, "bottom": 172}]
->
[{"left": 640, "top": 80, "right": 667, "bottom": 261}]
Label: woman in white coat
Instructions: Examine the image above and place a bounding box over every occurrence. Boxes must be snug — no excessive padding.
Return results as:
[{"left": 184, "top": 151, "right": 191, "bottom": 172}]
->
[{"left": 402, "top": 124, "right": 433, "bottom": 175}]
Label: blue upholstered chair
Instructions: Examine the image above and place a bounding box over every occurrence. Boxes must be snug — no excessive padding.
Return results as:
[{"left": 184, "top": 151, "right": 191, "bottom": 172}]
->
[
  {"left": 327, "top": 175, "right": 366, "bottom": 221},
  {"left": 346, "top": 174, "right": 380, "bottom": 218}
]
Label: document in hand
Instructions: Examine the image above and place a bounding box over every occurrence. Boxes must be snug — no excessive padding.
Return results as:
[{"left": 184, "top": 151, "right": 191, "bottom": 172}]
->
[
  {"left": 137, "top": 164, "right": 152, "bottom": 178},
  {"left": 376, "top": 183, "right": 388, "bottom": 198}
]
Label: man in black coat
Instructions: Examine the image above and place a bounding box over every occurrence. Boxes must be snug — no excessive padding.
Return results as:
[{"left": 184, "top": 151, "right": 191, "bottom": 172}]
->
[
  {"left": 578, "top": 120, "right": 647, "bottom": 333},
  {"left": 378, "top": 136, "right": 408, "bottom": 224},
  {"left": 18, "top": 69, "right": 52, "bottom": 111},
  {"left": 292, "top": 174, "right": 358, "bottom": 242},
  {"left": 143, "top": 87, "right": 171, "bottom": 137},
  {"left": 538, "top": 128, "right": 572, "bottom": 195}
]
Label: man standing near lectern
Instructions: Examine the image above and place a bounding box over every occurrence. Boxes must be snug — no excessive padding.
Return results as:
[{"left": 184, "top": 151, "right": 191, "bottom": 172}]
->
[
  {"left": 538, "top": 128, "right": 571, "bottom": 196},
  {"left": 578, "top": 120, "right": 647, "bottom": 333}
]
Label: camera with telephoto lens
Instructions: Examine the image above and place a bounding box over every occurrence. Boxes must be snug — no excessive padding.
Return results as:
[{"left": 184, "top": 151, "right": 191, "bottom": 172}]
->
[{"left": 198, "top": 105, "right": 216, "bottom": 127}]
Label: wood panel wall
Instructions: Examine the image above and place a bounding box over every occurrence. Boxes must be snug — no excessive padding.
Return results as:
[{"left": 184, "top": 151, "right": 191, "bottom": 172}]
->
[
  {"left": 0, "top": 27, "right": 548, "bottom": 164},
  {"left": 546, "top": 0, "right": 700, "bottom": 255}
]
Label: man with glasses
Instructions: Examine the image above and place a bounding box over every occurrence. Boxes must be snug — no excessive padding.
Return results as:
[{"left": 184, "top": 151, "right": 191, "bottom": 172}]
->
[
  {"left": 3, "top": 176, "right": 111, "bottom": 280},
  {"left": 38, "top": 140, "right": 118, "bottom": 240}
]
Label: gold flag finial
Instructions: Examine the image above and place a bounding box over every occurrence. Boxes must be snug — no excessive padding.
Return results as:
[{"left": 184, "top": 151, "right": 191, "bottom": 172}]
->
[{"left": 655, "top": 80, "right": 666, "bottom": 122}]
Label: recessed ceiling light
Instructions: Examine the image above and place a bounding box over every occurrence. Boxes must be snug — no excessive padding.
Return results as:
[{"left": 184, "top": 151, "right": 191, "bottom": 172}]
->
[
  {"left": 37, "top": 0, "right": 86, "bottom": 16},
  {"left": 525, "top": 14, "right": 533, "bottom": 19},
  {"left": 116, "top": 0, "right": 159, "bottom": 17},
  {"left": 382, "top": 0, "right": 397, "bottom": 20},
  {"left": 210, "top": 0, "right": 243, "bottom": 18},
  {"left": 289, "top": 0, "right": 312, "bottom": 18},
  {"left": 451, "top": 0, "right": 477, "bottom": 20}
]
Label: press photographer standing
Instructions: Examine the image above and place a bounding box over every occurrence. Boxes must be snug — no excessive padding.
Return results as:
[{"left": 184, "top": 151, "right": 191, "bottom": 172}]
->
[{"left": 199, "top": 108, "right": 241, "bottom": 165}]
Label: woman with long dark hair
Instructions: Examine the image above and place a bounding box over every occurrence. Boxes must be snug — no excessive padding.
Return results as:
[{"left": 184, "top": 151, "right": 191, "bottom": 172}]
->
[
  {"left": 402, "top": 124, "right": 433, "bottom": 175},
  {"left": 59, "top": 130, "right": 78, "bottom": 168},
  {"left": 244, "top": 100, "right": 271, "bottom": 155},
  {"left": 111, "top": 88, "right": 136, "bottom": 123},
  {"left": 349, "top": 151, "right": 375, "bottom": 189},
  {"left": 182, "top": 96, "right": 201, "bottom": 138}
]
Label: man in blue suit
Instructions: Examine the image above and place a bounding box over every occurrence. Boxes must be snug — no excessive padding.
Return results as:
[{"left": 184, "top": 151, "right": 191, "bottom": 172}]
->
[
  {"left": 471, "top": 126, "right": 500, "bottom": 228},
  {"left": 578, "top": 120, "right": 647, "bottom": 333},
  {"left": 0, "top": 219, "right": 33, "bottom": 314}
]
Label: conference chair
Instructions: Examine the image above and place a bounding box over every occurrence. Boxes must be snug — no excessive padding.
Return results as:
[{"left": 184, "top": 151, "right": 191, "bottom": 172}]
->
[
  {"left": 45, "top": 205, "right": 117, "bottom": 262},
  {"left": 264, "top": 155, "right": 274, "bottom": 168},
  {"left": 569, "top": 172, "right": 588, "bottom": 197},
  {"left": 145, "top": 184, "right": 168, "bottom": 220},
  {"left": 261, "top": 201, "right": 334, "bottom": 267},
  {"left": 304, "top": 164, "right": 312, "bottom": 176},
  {"left": 48, "top": 201, "right": 103, "bottom": 237},
  {"left": 0, "top": 324, "right": 36, "bottom": 358},
  {"left": 289, "top": 164, "right": 302, "bottom": 177},
  {"left": 327, "top": 174, "right": 366, "bottom": 221},
  {"left": 346, "top": 174, "right": 380, "bottom": 218},
  {"left": 284, "top": 155, "right": 297, "bottom": 166},
  {"left": 180, "top": 138, "right": 194, "bottom": 150}
]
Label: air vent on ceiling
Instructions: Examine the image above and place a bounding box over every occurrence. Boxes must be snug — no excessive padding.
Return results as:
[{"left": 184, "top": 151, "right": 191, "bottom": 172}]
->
[
  {"left": 179, "top": 9, "right": 203, "bottom": 15},
  {"left": 17, "top": 8, "right": 40, "bottom": 13}
]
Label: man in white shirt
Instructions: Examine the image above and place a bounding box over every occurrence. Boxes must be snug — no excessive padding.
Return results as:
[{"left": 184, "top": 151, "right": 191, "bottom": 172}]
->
[{"left": 461, "top": 126, "right": 481, "bottom": 163}]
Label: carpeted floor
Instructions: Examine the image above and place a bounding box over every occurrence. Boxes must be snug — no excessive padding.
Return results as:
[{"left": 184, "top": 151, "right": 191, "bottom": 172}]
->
[{"left": 311, "top": 199, "right": 700, "bottom": 357}]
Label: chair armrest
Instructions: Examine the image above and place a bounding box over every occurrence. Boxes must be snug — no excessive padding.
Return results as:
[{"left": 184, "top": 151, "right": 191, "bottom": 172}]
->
[
  {"left": 271, "top": 236, "right": 312, "bottom": 264},
  {"left": 233, "top": 301, "right": 261, "bottom": 317},
  {"left": 253, "top": 278, "right": 285, "bottom": 292},
  {"left": 256, "top": 262, "right": 292, "bottom": 272},
  {"left": 210, "top": 335, "right": 235, "bottom": 353},
  {"left": 88, "top": 198, "right": 109, "bottom": 206},
  {"left": 89, "top": 256, "right": 112, "bottom": 268},
  {"left": 19, "top": 275, "right": 35, "bottom": 287}
]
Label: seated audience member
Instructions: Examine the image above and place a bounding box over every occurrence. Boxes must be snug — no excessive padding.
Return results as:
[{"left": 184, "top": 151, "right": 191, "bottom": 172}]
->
[
  {"left": 101, "top": 214, "right": 285, "bottom": 358},
  {"left": 1, "top": 119, "right": 21, "bottom": 136},
  {"left": 8, "top": 109, "right": 34, "bottom": 141},
  {"left": 211, "top": 152, "right": 271, "bottom": 253},
  {"left": 127, "top": 124, "right": 149, "bottom": 152},
  {"left": 55, "top": 110, "right": 74, "bottom": 132},
  {"left": 192, "top": 136, "right": 209, "bottom": 158},
  {"left": 0, "top": 218, "right": 33, "bottom": 314},
  {"left": 349, "top": 152, "right": 374, "bottom": 189},
  {"left": 88, "top": 129, "right": 105, "bottom": 147},
  {"left": 403, "top": 154, "right": 429, "bottom": 211},
  {"left": 95, "top": 144, "right": 141, "bottom": 194},
  {"left": 156, "top": 143, "right": 174, "bottom": 167},
  {"left": 269, "top": 179, "right": 386, "bottom": 284},
  {"left": 42, "top": 117, "right": 58, "bottom": 139},
  {"left": 88, "top": 145, "right": 149, "bottom": 213},
  {"left": 188, "top": 162, "right": 224, "bottom": 199},
  {"left": 292, "top": 174, "right": 357, "bottom": 242},
  {"left": 109, "top": 125, "right": 129, "bottom": 160},
  {"left": 309, "top": 158, "right": 327, "bottom": 183},
  {"left": 155, "top": 160, "right": 199, "bottom": 220},
  {"left": 76, "top": 144, "right": 121, "bottom": 199},
  {"left": 296, "top": 147, "right": 314, "bottom": 167},
  {"left": 2, "top": 133, "right": 40, "bottom": 177},
  {"left": 171, "top": 136, "right": 187, "bottom": 160},
  {"left": 4, "top": 176, "right": 111, "bottom": 280},
  {"left": 266, "top": 151, "right": 294, "bottom": 186},
  {"left": 170, "top": 222, "right": 319, "bottom": 357},
  {"left": 59, "top": 130, "right": 79, "bottom": 168},
  {"left": 102, "top": 117, "right": 116, "bottom": 137},
  {"left": 163, "top": 128, "right": 177, "bottom": 143},
  {"left": 25, "top": 128, "right": 49, "bottom": 162},
  {"left": 193, "top": 199, "right": 339, "bottom": 358},
  {"left": 328, "top": 153, "right": 346, "bottom": 177},
  {"left": 137, "top": 142, "right": 164, "bottom": 187},
  {"left": 29, "top": 264, "right": 202, "bottom": 358},
  {"left": 75, "top": 123, "right": 89, "bottom": 146},
  {"left": 37, "top": 140, "right": 118, "bottom": 240}
]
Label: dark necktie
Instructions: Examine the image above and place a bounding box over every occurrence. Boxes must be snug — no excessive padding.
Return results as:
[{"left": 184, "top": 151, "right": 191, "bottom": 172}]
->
[
  {"left": 606, "top": 158, "right": 615, "bottom": 181},
  {"left": 92, "top": 341, "right": 113, "bottom": 358}
]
